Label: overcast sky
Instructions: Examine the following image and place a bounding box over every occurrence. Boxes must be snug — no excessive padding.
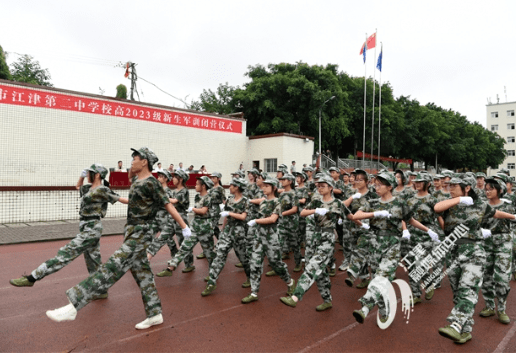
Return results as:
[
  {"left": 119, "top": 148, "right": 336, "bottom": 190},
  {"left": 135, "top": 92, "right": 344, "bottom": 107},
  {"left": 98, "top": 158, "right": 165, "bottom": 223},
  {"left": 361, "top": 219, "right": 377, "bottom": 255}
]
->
[{"left": 2, "top": 0, "right": 515, "bottom": 127}]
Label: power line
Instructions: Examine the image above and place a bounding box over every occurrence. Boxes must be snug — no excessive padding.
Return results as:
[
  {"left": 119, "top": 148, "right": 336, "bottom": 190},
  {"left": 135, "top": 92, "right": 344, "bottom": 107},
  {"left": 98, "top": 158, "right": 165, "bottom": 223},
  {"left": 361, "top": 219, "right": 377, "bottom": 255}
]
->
[{"left": 138, "top": 76, "right": 189, "bottom": 107}]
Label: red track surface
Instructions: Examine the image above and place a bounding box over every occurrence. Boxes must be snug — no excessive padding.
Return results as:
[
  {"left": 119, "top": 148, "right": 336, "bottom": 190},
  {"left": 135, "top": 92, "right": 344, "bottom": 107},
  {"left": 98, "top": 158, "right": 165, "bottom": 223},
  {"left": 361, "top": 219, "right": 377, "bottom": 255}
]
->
[{"left": 2, "top": 236, "right": 516, "bottom": 352}]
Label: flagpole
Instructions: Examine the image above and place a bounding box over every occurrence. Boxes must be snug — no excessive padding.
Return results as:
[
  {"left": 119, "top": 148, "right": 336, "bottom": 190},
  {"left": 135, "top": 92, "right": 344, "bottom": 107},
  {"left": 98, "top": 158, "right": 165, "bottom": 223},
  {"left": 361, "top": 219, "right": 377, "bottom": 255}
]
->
[
  {"left": 370, "top": 30, "right": 377, "bottom": 171},
  {"left": 378, "top": 43, "right": 383, "bottom": 170},
  {"left": 362, "top": 33, "right": 367, "bottom": 163}
]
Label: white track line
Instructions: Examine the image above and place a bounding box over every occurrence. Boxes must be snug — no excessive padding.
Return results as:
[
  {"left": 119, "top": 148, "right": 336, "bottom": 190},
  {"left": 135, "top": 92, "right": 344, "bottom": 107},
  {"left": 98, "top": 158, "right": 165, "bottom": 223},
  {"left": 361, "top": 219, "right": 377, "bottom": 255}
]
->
[{"left": 493, "top": 322, "right": 516, "bottom": 353}]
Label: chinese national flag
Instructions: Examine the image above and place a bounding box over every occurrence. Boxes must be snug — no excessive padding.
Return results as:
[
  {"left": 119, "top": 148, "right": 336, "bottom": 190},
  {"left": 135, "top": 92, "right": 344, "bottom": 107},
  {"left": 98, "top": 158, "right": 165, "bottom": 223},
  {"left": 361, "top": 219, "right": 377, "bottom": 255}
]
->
[
  {"left": 124, "top": 62, "right": 130, "bottom": 78},
  {"left": 359, "top": 33, "right": 376, "bottom": 55}
]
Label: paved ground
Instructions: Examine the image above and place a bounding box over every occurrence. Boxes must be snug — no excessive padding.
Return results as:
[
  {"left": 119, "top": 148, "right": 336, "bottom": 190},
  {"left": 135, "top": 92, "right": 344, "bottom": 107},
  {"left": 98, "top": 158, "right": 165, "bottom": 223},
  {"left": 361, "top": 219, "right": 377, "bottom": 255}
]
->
[{"left": 2, "top": 234, "right": 516, "bottom": 352}]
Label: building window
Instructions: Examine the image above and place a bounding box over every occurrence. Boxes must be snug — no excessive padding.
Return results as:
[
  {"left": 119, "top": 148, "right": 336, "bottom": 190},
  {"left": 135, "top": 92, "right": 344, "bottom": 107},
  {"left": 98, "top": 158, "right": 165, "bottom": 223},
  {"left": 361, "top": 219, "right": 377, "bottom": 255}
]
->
[
  {"left": 509, "top": 136, "right": 515, "bottom": 143},
  {"left": 491, "top": 125, "right": 498, "bottom": 131},
  {"left": 508, "top": 110, "right": 515, "bottom": 117},
  {"left": 491, "top": 112, "right": 499, "bottom": 118},
  {"left": 264, "top": 158, "right": 277, "bottom": 173},
  {"left": 509, "top": 163, "right": 515, "bottom": 170},
  {"left": 508, "top": 150, "right": 516, "bottom": 156},
  {"left": 508, "top": 123, "right": 515, "bottom": 130}
]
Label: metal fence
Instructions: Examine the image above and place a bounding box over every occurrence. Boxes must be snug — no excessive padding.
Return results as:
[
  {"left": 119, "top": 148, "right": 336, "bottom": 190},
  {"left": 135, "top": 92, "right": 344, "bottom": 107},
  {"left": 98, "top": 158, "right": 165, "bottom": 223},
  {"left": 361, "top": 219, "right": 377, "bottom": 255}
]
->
[{"left": 316, "top": 154, "right": 389, "bottom": 172}]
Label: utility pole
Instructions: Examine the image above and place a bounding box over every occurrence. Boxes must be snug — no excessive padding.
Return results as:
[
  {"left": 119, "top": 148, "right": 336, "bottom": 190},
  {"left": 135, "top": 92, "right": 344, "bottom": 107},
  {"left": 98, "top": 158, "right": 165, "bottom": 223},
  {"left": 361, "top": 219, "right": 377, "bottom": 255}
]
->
[{"left": 129, "top": 63, "right": 137, "bottom": 101}]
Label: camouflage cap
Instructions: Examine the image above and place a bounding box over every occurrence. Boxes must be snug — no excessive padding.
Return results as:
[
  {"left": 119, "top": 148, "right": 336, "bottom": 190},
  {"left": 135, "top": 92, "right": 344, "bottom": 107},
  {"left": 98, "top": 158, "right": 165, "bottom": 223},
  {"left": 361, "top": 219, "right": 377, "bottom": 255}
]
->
[
  {"left": 414, "top": 173, "right": 427, "bottom": 182},
  {"left": 476, "top": 172, "right": 487, "bottom": 178},
  {"left": 328, "top": 167, "right": 339, "bottom": 173},
  {"left": 131, "top": 147, "right": 158, "bottom": 167},
  {"left": 302, "top": 166, "right": 314, "bottom": 172},
  {"left": 354, "top": 168, "right": 368, "bottom": 177},
  {"left": 461, "top": 176, "right": 476, "bottom": 188},
  {"left": 293, "top": 171, "right": 308, "bottom": 181},
  {"left": 499, "top": 168, "right": 511, "bottom": 176},
  {"left": 262, "top": 177, "right": 279, "bottom": 188},
  {"left": 278, "top": 173, "right": 295, "bottom": 181},
  {"left": 157, "top": 169, "right": 173, "bottom": 181},
  {"left": 493, "top": 173, "right": 509, "bottom": 183},
  {"left": 433, "top": 174, "right": 444, "bottom": 179},
  {"left": 407, "top": 171, "right": 417, "bottom": 176},
  {"left": 197, "top": 176, "right": 214, "bottom": 189},
  {"left": 485, "top": 177, "right": 507, "bottom": 197},
  {"left": 316, "top": 175, "right": 335, "bottom": 188},
  {"left": 231, "top": 170, "right": 245, "bottom": 178},
  {"left": 230, "top": 178, "right": 248, "bottom": 189},
  {"left": 278, "top": 163, "right": 288, "bottom": 170},
  {"left": 341, "top": 170, "right": 350, "bottom": 176},
  {"left": 258, "top": 171, "right": 269, "bottom": 180},
  {"left": 377, "top": 172, "right": 398, "bottom": 188},
  {"left": 247, "top": 168, "right": 260, "bottom": 175},
  {"left": 441, "top": 170, "right": 454, "bottom": 177},
  {"left": 211, "top": 172, "right": 222, "bottom": 179},
  {"left": 465, "top": 172, "right": 476, "bottom": 178},
  {"left": 173, "top": 169, "right": 189, "bottom": 182},
  {"left": 87, "top": 164, "right": 108, "bottom": 179}
]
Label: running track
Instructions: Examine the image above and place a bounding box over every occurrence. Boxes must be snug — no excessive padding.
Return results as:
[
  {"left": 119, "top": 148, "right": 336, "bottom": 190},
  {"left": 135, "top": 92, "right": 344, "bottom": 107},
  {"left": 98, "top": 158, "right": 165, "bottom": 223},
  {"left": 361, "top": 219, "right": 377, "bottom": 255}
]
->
[{"left": 1, "top": 235, "right": 516, "bottom": 352}]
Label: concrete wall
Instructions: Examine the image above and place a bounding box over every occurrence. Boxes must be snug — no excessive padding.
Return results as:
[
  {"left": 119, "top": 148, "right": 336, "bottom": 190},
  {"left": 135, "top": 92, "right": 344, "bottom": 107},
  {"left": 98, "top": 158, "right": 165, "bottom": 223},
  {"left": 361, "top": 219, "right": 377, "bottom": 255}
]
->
[{"left": 486, "top": 101, "right": 516, "bottom": 176}]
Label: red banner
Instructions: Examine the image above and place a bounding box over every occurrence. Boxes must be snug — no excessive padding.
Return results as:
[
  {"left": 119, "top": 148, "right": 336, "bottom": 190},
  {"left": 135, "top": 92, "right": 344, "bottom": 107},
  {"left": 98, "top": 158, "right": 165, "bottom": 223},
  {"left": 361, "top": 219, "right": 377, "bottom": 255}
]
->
[
  {"left": 357, "top": 151, "right": 412, "bottom": 164},
  {"left": 0, "top": 83, "right": 242, "bottom": 134}
]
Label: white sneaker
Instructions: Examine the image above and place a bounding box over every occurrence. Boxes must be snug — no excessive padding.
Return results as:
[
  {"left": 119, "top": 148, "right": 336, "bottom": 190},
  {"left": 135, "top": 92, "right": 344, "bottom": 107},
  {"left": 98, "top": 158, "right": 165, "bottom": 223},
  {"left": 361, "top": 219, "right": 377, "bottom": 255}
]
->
[
  {"left": 46, "top": 303, "right": 77, "bottom": 322},
  {"left": 339, "top": 263, "right": 349, "bottom": 271},
  {"left": 135, "top": 314, "right": 163, "bottom": 330}
]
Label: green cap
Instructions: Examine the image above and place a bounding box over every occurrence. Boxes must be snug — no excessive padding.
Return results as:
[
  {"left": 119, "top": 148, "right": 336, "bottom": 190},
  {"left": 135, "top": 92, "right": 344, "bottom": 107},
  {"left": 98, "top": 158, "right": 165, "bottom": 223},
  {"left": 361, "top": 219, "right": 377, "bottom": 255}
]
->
[
  {"left": 230, "top": 178, "right": 248, "bottom": 189},
  {"left": 211, "top": 172, "right": 222, "bottom": 179},
  {"left": 131, "top": 147, "right": 158, "bottom": 167},
  {"left": 278, "top": 173, "right": 295, "bottom": 181},
  {"left": 197, "top": 176, "right": 214, "bottom": 189},
  {"left": 413, "top": 173, "right": 427, "bottom": 182},
  {"left": 433, "top": 174, "right": 444, "bottom": 179},
  {"left": 157, "top": 169, "right": 172, "bottom": 181},
  {"left": 87, "top": 164, "right": 108, "bottom": 179},
  {"left": 493, "top": 173, "right": 509, "bottom": 183},
  {"left": 377, "top": 172, "right": 398, "bottom": 188},
  {"left": 262, "top": 177, "right": 279, "bottom": 188},
  {"left": 248, "top": 168, "right": 260, "bottom": 175},
  {"left": 476, "top": 172, "right": 487, "bottom": 178},
  {"left": 173, "top": 169, "right": 189, "bottom": 182},
  {"left": 328, "top": 167, "right": 339, "bottom": 173},
  {"left": 302, "top": 166, "right": 314, "bottom": 172},
  {"left": 485, "top": 177, "right": 507, "bottom": 196},
  {"left": 293, "top": 171, "right": 308, "bottom": 181},
  {"left": 316, "top": 175, "right": 335, "bottom": 188},
  {"left": 499, "top": 168, "right": 511, "bottom": 176},
  {"left": 441, "top": 170, "right": 453, "bottom": 177},
  {"left": 231, "top": 170, "right": 245, "bottom": 178}
]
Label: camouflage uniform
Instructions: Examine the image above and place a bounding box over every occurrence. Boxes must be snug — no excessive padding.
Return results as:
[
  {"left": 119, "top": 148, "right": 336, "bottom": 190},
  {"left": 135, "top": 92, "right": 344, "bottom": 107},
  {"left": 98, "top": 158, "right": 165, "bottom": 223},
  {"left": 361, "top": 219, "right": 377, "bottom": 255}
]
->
[
  {"left": 304, "top": 191, "right": 321, "bottom": 262},
  {"left": 147, "top": 186, "right": 179, "bottom": 258},
  {"left": 245, "top": 183, "right": 264, "bottom": 262},
  {"left": 208, "top": 196, "right": 250, "bottom": 286},
  {"left": 440, "top": 198, "right": 496, "bottom": 334},
  {"left": 432, "top": 188, "right": 449, "bottom": 202},
  {"left": 169, "top": 193, "right": 215, "bottom": 267},
  {"left": 356, "top": 196, "right": 413, "bottom": 317},
  {"left": 503, "top": 191, "right": 516, "bottom": 274},
  {"left": 295, "top": 185, "right": 310, "bottom": 246},
  {"left": 292, "top": 197, "right": 344, "bottom": 302},
  {"left": 209, "top": 184, "right": 226, "bottom": 238},
  {"left": 66, "top": 175, "right": 169, "bottom": 318},
  {"left": 393, "top": 186, "right": 417, "bottom": 259},
  {"left": 278, "top": 189, "right": 301, "bottom": 266},
  {"left": 32, "top": 184, "right": 120, "bottom": 280},
  {"left": 249, "top": 198, "right": 292, "bottom": 294},
  {"left": 404, "top": 193, "right": 444, "bottom": 298},
  {"left": 333, "top": 178, "right": 346, "bottom": 249},
  {"left": 170, "top": 187, "right": 192, "bottom": 267},
  {"left": 346, "top": 189, "right": 378, "bottom": 280},
  {"left": 481, "top": 200, "right": 514, "bottom": 312}
]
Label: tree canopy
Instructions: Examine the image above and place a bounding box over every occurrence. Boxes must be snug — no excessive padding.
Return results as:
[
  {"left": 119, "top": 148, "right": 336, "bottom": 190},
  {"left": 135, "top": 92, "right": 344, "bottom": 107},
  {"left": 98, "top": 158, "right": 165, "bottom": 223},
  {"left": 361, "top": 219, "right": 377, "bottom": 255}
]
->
[
  {"left": 0, "top": 45, "right": 11, "bottom": 80},
  {"left": 10, "top": 54, "right": 52, "bottom": 86},
  {"left": 190, "top": 61, "right": 504, "bottom": 171},
  {"left": 116, "top": 84, "right": 128, "bottom": 99}
]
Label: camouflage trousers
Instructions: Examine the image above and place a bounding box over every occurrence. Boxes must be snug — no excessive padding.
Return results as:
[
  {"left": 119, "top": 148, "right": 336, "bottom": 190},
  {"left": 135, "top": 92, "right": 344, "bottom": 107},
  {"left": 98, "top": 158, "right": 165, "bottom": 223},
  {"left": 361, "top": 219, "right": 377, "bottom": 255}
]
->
[
  {"left": 146, "top": 210, "right": 179, "bottom": 258},
  {"left": 66, "top": 224, "right": 162, "bottom": 318},
  {"left": 404, "top": 237, "right": 436, "bottom": 298},
  {"left": 279, "top": 215, "right": 302, "bottom": 267},
  {"left": 446, "top": 242, "right": 486, "bottom": 334},
  {"left": 292, "top": 229, "right": 334, "bottom": 302},
  {"left": 512, "top": 232, "right": 516, "bottom": 275},
  {"left": 358, "top": 236, "right": 400, "bottom": 316},
  {"left": 347, "top": 229, "right": 377, "bottom": 280},
  {"left": 32, "top": 220, "right": 103, "bottom": 280},
  {"left": 340, "top": 222, "right": 352, "bottom": 262},
  {"left": 299, "top": 218, "right": 307, "bottom": 246},
  {"left": 305, "top": 217, "right": 316, "bottom": 261},
  {"left": 168, "top": 218, "right": 215, "bottom": 268},
  {"left": 208, "top": 222, "right": 250, "bottom": 286},
  {"left": 481, "top": 235, "right": 512, "bottom": 312},
  {"left": 250, "top": 225, "right": 292, "bottom": 294}
]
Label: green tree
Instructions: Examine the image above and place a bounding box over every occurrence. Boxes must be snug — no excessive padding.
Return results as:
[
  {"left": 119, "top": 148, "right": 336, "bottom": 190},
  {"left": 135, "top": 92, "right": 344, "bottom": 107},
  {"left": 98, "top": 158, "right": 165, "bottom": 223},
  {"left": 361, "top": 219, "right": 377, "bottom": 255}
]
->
[
  {"left": 10, "top": 54, "right": 52, "bottom": 86},
  {"left": 189, "top": 82, "right": 237, "bottom": 114},
  {"left": 0, "top": 45, "right": 11, "bottom": 80},
  {"left": 116, "top": 84, "right": 127, "bottom": 99}
]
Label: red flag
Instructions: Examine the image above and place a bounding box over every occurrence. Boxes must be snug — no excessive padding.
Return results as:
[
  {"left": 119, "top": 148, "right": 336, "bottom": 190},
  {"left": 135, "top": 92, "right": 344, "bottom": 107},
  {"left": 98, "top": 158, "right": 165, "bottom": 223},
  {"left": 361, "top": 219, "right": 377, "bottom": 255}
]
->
[
  {"left": 359, "top": 33, "right": 377, "bottom": 55},
  {"left": 124, "top": 62, "right": 130, "bottom": 78}
]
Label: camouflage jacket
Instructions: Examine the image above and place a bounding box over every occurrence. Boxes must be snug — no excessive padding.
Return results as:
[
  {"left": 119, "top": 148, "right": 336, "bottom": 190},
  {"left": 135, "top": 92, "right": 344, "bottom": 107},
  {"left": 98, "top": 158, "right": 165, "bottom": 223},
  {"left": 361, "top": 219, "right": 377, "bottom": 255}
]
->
[
  {"left": 278, "top": 189, "right": 299, "bottom": 215},
  {"left": 194, "top": 193, "right": 212, "bottom": 219},
  {"left": 246, "top": 183, "right": 264, "bottom": 215},
  {"left": 481, "top": 200, "right": 514, "bottom": 239},
  {"left": 440, "top": 198, "right": 496, "bottom": 241},
  {"left": 172, "top": 187, "right": 190, "bottom": 215},
  {"left": 258, "top": 198, "right": 281, "bottom": 220},
  {"left": 334, "top": 179, "right": 346, "bottom": 201},
  {"left": 359, "top": 196, "right": 414, "bottom": 236},
  {"left": 306, "top": 197, "right": 344, "bottom": 228},
  {"left": 224, "top": 195, "right": 248, "bottom": 226},
  {"left": 473, "top": 187, "right": 487, "bottom": 201},
  {"left": 406, "top": 193, "right": 445, "bottom": 238},
  {"left": 79, "top": 184, "right": 120, "bottom": 219},
  {"left": 209, "top": 185, "right": 226, "bottom": 218},
  {"left": 295, "top": 186, "right": 310, "bottom": 211},
  {"left": 306, "top": 179, "right": 316, "bottom": 193},
  {"left": 392, "top": 186, "right": 416, "bottom": 200},
  {"left": 432, "top": 189, "right": 449, "bottom": 202},
  {"left": 127, "top": 176, "right": 169, "bottom": 225},
  {"left": 348, "top": 189, "right": 378, "bottom": 231}
]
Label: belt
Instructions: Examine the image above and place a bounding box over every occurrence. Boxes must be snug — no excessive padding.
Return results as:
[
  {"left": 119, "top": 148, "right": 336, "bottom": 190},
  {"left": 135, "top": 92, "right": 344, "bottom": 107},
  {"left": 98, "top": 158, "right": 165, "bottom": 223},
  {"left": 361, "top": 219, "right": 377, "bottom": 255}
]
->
[
  {"left": 315, "top": 226, "right": 334, "bottom": 232},
  {"left": 80, "top": 216, "right": 101, "bottom": 221}
]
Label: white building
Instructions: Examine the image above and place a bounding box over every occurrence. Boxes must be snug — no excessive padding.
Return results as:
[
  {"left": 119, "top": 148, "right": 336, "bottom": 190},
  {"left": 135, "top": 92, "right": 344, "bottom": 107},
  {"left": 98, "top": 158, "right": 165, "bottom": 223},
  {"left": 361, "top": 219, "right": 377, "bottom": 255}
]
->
[{"left": 486, "top": 101, "right": 516, "bottom": 175}]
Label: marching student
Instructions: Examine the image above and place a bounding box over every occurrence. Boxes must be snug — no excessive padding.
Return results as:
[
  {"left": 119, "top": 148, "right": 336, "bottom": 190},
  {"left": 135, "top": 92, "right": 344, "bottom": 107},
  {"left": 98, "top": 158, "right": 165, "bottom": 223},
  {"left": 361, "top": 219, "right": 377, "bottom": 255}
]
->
[
  {"left": 276, "top": 173, "right": 301, "bottom": 270},
  {"left": 10, "top": 164, "right": 127, "bottom": 291}
]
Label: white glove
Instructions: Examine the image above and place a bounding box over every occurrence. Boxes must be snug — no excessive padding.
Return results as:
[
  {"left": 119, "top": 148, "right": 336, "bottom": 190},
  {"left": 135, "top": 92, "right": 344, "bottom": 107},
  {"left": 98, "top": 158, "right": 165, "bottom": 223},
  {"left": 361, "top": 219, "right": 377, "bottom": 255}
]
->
[
  {"left": 427, "top": 229, "right": 440, "bottom": 242},
  {"left": 220, "top": 211, "right": 230, "bottom": 218},
  {"left": 459, "top": 197, "right": 474, "bottom": 205},
  {"left": 247, "top": 219, "right": 257, "bottom": 227},
  {"left": 219, "top": 204, "right": 225, "bottom": 211},
  {"left": 187, "top": 207, "right": 194, "bottom": 213},
  {"left": 361, "top": 223, "right": 370, "bottom": 230},
  {"left": 182, "top": 226, "right": 192, "bottom": 238},
  {"left": 80, "top": 169, "right": 88, "bottom": 178},
  {"left": 402, "top": 229, "right": 411, "bottom": 240},
  {"left": 352, "top": 192, "right": 362, "bottom": 200},
  {"left": 481, "top": 228, "right": 492, "bottom": 238},
  {"left": 315, "top": 208, "right": 328, "bottom": 216},
  {"left": 338, "top": 218, "right": 343, "bottom": 225},
  {"left": 373, "top": 210, "right": 392, "bottom": 218}
]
